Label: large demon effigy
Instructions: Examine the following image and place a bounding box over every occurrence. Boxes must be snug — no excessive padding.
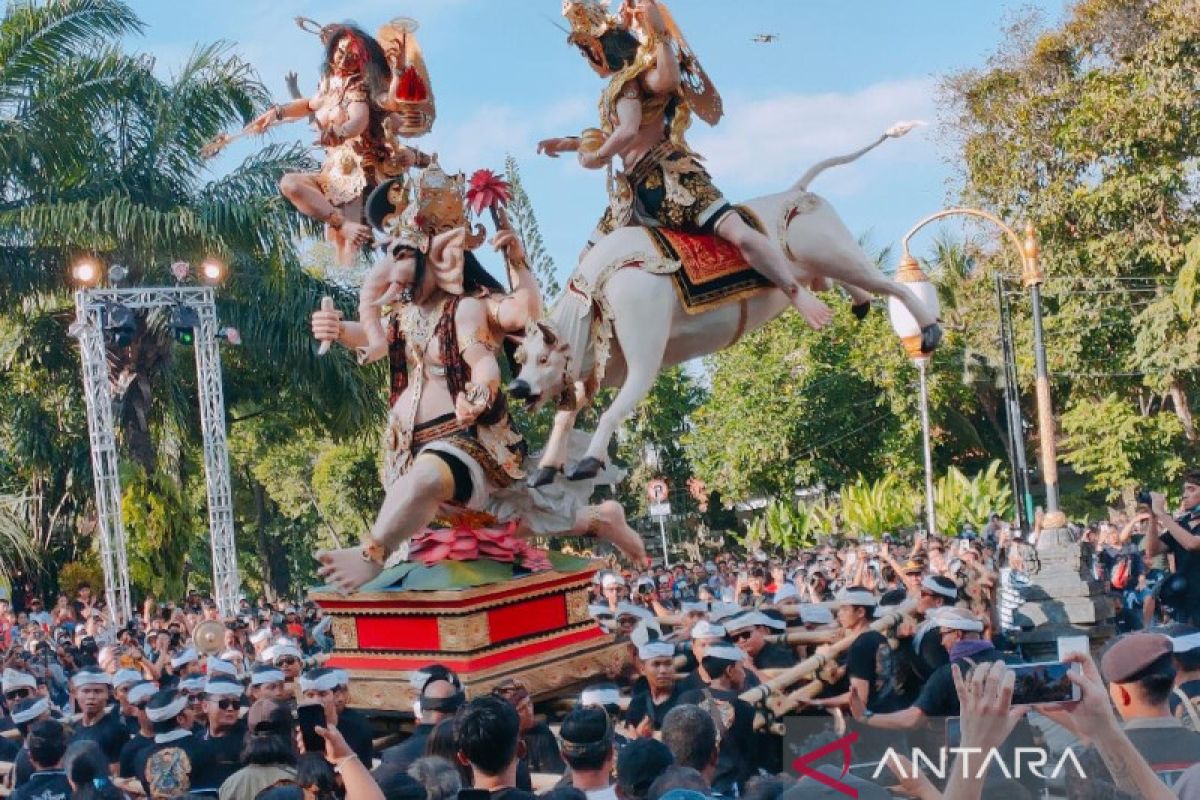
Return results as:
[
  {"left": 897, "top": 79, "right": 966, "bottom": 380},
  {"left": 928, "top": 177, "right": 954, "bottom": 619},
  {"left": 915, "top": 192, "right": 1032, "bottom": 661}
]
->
[{"left": 217, "top": 1, "right": 940, "bottom": 707}]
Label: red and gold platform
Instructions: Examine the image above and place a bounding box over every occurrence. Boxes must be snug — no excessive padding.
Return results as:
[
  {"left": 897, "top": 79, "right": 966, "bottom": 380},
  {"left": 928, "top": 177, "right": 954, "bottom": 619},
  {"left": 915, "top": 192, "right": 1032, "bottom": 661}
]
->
[{"left": 311, "top": 552, "right": 626, "bottom": 713}]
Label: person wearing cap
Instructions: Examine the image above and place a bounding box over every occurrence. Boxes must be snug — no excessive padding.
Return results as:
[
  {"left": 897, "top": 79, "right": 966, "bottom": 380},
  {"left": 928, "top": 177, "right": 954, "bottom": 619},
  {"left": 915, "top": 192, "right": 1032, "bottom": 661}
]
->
[
  {"left": 454, "top": 695, "right": 535, "bottom": 800},
  {"left": 219, "top": 699, "right": 297, "bottom": 800},
  {"left": 132, "top": 689, "right": 202, "bottom": 798},
  {"left": 69, "top": 667, "right": 127, "bottom": 764},
  {"left": 577, "top": 683, "right": 630, "bottom": 751},
  {"left": 615, "top": 738, "right": 673, "bottom": 800},
  {"left": 191, "top": 677, "right": 247, "bottom": 792},
  {"left": 725, "top": 611, "right": 794, "bottom": 678},
  {"left": 111, "top": 667, "right": 144, "bottom": 737},
  {"left": 381, "top": 665, "right": 464, "bottom": 770},
  {"left": 270, "top": 639, "right": 305, "bottom": 681},
  {"left": 1057, "top": 632, "right": 1200, "bottom": 797},
  {"left": 116, "top": 681, "right": 156, "bottom": 781},
  {"left": 614, "top": 603, "right": 652, "bottom": 638},
  {"left": 559, "top": 705, "right": 617, "bottom": 800},
  {"left": 11, "top": 720, "right": 71, "bottom": 800},
  {"left": 10, "top": 694, "right": 55, "bottom": 788},
  {"left": 909, "top": 575, "right": 959, "bottom": 679},
  {"left": 808, "top": 589, "right": 904, "bottom": 720},
  {"left": 249, "top": 626, "right": 273, "bottom": 659},
  {"left": 326, "top": 669, "right": 373, "bottom": 769},
  {"left": 677, "top": 644, "right": 756, "bottom": 796},
  {"left": 247, "top": 664, "right": 289, "bottom": 704},
  {"left": 1167, "top": 625, "right": 1200, "bottom": 727},
  {"left": 625, "top": 641, "right": 683, "bottom": 736}
]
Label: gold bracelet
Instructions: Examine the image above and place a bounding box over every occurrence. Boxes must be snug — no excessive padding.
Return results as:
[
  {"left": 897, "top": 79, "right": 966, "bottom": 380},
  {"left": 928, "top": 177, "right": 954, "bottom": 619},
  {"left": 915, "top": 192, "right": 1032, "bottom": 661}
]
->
[{"left": 361, "top": 540, "right": 390, "bottom": 566}]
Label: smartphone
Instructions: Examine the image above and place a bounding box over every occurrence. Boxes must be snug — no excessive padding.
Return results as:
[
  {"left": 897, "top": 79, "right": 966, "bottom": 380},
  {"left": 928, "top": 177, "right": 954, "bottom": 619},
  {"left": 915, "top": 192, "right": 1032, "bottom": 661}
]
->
[
  {"left": 296, "top": 702, "right": 326, "bottom": 753},
  {"left": 1057, "top": 635, "right": 1089, "bottom": 661},
  {"left": 945, "top": 716, "right": 961, "bottom": 748},
  {"left": 1010, "top": 661, "right": 1081, "bottom": 705}
]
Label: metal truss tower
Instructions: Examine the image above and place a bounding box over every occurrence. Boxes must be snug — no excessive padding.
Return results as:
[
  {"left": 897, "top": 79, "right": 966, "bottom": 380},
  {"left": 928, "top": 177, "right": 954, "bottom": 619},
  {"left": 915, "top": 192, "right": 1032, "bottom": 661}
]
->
[{"left": 72, "top": 286, "right": 240, "bottom": 622}]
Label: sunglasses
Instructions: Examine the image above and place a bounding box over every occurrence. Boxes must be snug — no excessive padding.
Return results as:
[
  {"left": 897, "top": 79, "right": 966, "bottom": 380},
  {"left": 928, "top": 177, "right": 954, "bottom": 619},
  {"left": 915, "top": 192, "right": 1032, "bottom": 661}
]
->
[
  {"left": 213, "top": 698, "right": 241, "bottom": 710},
  {"left": 5, "top": 688, "right": 30, "bottom": 701},
  {"left": 730, "top": 630, "right": 754, "bottom": 643},
  {"left": 133, "top": 702, "right": 149, "bottom": 711},
  {"left": 275, "top": 657, "right": 299, "bottom": 667}
]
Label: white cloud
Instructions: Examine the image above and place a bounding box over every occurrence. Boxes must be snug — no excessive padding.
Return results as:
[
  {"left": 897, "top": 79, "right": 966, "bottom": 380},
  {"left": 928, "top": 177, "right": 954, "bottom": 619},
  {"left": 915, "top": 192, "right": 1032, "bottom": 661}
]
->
[{"left": 690, "top": 76, "right": 939, "bottom": 198}]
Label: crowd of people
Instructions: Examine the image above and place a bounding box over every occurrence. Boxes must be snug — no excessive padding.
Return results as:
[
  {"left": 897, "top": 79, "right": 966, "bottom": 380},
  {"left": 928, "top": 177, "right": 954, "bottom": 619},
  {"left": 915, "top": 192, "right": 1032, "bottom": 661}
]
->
[{"left": 0, "top": 476, "right": 1196, "bottom": 799}]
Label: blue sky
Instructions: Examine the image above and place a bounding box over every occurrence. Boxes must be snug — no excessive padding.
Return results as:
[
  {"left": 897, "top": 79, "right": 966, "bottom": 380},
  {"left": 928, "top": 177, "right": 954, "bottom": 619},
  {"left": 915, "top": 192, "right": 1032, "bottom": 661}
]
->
[{"left": 131, "top": 0, "right": 1068, "bottom": 283}]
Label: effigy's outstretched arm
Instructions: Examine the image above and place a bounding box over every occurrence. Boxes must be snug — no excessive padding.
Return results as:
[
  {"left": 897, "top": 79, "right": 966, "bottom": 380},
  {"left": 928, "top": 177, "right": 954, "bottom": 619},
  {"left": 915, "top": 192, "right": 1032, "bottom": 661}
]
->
[
  {"left": 354, "top": 260, "right": 405, "bottom": 365},
  {"left": 489, "top": 231, "right": 542, "bottom": 333}
]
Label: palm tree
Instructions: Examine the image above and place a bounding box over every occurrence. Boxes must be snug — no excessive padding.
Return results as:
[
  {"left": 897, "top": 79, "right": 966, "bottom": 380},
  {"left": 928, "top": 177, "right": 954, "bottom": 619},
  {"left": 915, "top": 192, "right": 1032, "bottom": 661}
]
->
[{"left": 0, "top": 0, "right": 382, "bottom": 589}]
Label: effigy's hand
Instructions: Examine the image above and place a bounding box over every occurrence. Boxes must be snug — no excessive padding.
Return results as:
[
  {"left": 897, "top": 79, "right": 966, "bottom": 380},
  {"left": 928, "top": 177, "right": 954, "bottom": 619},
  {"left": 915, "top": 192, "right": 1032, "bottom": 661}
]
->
[
  {"left": 316, "top": 547, "right": 383, "bottom": 595},
  {"left": 492, "top": 230, "right": 526, "bottom": 265},
  {"left": 248, "top": 109, "right": 276, "bottom": 135},
  {"left": 634, "top": 0, "right": 668, "bottom": 35},
  {"left": 454, "top": 385, "right": 490, "bottom": 426},
  {"left": 537, "top": 137, "right": 569, "bottom": 158},
  {"left": 311, "top": 299, "right": 344, "bottom": 346},
  {"left": 285, "top": 72, "right": 302, "bottom": 99},
  {"left": 578, "top": 149, "right": 606, "bottom": 170}
]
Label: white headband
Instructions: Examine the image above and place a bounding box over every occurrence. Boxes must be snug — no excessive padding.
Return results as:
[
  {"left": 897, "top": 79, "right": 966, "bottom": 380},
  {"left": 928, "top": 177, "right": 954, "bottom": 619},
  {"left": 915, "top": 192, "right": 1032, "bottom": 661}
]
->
[
  {"left": 180, "top": 675, "right": 207, "bottom": 692},
  {"left": 690, "top": 621, "right": 726, "bottom": 640},
  {"left": 250, "top": 668, "right": 285, "bottom": 687},
  {"left": 207, "top": 658, "right": 237, "bottom": 677},
  {"left": 250, "top": 629, "right": 272, "bottom": 645},
  {"left": 332, "top": 670, "right": 350, "bottom": 687},
  {"left": 637, "top": 641, "right": 674, "bottom": 661},
  {"left": 204, "top": 679, "right": 243, "bottom": 698},
  {"left": 704, "top": 645, "right": 745, "bottom": 663},
  {"left": 71, "top": 670, "right": 112, "bottom": 689},
  {"left": 2, "top": 669, "right": 36, "bottom": 693},
  {"left": 11, "top": 698, "right": 49, "bottom": 725},
  {"left": 921, "top": 576, "right": 958, "bottom": 600},
  {"left": 299, "top": 672, "right": 339, "bottom": 693},
  {"left": 145, "top": 695, "right": 188, "bottom": 723},
  {"left": 834, "top": 588, "right": 879, "bottom": 607},
  {"left": 271, "top": 644, "right": 302, "bottom": 662},
  {"left": 580, "top": 687, "right": 621, "bottom": 707},
  {"left": 113, "top": 669, "right": 142, "bottom": 689},
  {"left": 128, "top": 682, "right": 158, "bottom": 705},
  {"left": 171, "top": 648, "right": 198, "bottom": 669},
  {"left": 798, "top": 604, "right": 834, "bottom": 626}
]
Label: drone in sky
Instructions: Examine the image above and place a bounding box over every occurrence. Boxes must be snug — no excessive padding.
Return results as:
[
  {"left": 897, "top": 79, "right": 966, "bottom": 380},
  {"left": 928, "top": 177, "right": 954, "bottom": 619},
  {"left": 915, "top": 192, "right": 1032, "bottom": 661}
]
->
[{"left": 752, "top": 33, "right": 779, "bottom": 44}]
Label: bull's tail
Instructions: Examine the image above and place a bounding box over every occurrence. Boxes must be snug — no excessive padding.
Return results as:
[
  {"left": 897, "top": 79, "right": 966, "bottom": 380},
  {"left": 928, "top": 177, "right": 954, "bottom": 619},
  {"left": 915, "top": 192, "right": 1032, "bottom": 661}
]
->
[{"left": 792, "top": 120, "right": 925, "bottom": 192}]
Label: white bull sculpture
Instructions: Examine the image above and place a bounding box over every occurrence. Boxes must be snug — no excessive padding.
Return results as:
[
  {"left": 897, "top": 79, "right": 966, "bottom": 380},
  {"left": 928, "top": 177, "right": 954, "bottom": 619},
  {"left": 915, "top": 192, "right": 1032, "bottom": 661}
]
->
[{"left": 509, "top": 126, "right": 941, "bottom": 485}]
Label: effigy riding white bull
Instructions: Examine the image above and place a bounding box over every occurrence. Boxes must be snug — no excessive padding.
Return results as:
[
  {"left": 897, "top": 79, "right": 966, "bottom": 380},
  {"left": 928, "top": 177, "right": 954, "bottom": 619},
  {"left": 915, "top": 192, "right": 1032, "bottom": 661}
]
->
[{"left": 508, "top": 126, "right": 941, "bottom": 485}]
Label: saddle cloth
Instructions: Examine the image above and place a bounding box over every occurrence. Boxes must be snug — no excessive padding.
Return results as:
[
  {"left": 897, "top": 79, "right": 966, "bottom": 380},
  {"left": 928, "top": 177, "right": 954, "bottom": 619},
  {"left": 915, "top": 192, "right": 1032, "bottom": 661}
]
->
[{"left": 644, "top": 206, "right": 771, "bottom": 314}]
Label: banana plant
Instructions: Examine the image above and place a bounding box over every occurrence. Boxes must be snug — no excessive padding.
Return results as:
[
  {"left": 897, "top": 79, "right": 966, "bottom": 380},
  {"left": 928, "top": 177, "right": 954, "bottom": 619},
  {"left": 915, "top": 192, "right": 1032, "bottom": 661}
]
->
[{"left": 840, "top": 474, "right": 919, "bottom": 538}]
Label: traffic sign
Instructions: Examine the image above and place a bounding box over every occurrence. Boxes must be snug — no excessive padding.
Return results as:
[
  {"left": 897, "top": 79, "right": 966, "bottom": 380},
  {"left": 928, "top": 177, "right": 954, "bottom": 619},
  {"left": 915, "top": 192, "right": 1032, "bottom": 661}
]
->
[
  {"left": 647, "top": 479, "right": 669, "bottom": 503},
  {"left": 649, "top": 502, "right": 672, "bottom": 517}
]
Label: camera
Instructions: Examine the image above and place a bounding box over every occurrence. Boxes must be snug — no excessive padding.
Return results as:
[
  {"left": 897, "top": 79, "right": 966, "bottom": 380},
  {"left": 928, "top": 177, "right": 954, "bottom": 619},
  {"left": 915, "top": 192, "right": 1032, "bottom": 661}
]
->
[{"left": 1136, "top": 488, "right": 1152, "bottom": 505}]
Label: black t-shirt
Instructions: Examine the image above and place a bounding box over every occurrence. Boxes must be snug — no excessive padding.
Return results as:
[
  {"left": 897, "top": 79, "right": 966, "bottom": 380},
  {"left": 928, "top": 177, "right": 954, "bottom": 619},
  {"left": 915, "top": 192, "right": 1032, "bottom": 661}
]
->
[
  {"left": 71, "top": 709, "right": 129, "bottom": 763},
  {"left": 11, "top": 770, "right": 71, "bottom": 800},
  {"left": 193, "top": 721, "right": 246, "bottom": 791},
  {"left": 1162, "top": 510, "right": 1200, "bottom": 624},
  {"left": 1172, "top": 678, "right": 1200, "bottom": 719},
  {"left": 12, "top": 746, "right": 33, "bottom": 787},
  {"left": 625, "top": 685, "right": 684, "bottom": 732},
  {"left": 483, "top": 789, "right": 537, "bottom": 800},
  {"left": 913, "top": 646, "right": 1005, "bottom": 718},
  {"left": 678, "top": 686, "right": 756, "bottom": 796},
  {"left": 134, "top": 733, "right": 204, "bottom": 797},
  {"left": 381, "top": 722, "right": 435, "bottom": 770},
  {"left": 119, "top": 732, "right": 154, "bottom": 779},
  {"left": 753, "top": 642, "right": 797, "bottom": 670},
  {"left": 845, "top": 630, "right": 908, "bottom": 713},
  {"left": 338, "top": 707, "right": 375, "bottom": 766}
]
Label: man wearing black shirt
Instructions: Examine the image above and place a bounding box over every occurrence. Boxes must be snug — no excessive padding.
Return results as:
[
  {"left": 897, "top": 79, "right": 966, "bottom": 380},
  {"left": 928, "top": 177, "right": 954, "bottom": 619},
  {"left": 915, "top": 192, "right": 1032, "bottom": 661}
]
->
[
  {"left": 118, "top": 681, "right": 156, "bottom": 781},
  {"left": 1169, "top": 629, "right": 1200, "bottom": 725},
  {"left": 134, "top": 689, "right": 204, "bottom": 798},
  {"left": 330, "top": 669, "right": 375, "bottom": 767},
  {"left": 192, "top": 678, "right": 246, "bottom": 792},
  {"left": 12, "top": 720, "right": 71, "bottom": 800},
  {"left": 9, "top": 695, "right": 53, "bottom": 788},
  {"left": 1149, "top": 475, "right": 1200, "bottom": 625},
  {"left": 69, "top": 667, "right": 128, "bottom": 765},
  {"left": 624, "top": 642, "right": 684, "bottom": 735},
  {"left": 725, "top": 611, "right": 795, "bottom": 682},
  {"left": 677, "top": 645, "right": 757, "bottom": 795},
  {"left": 454, "top": 695, "right": 536, "bottom": 800}
]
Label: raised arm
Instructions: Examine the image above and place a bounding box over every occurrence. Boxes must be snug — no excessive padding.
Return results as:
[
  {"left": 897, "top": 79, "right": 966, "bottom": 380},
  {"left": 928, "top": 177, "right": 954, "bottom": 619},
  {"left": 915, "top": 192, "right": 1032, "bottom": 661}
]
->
[
  {"left": 1151, "top": 492, "right": 1200, "bottom": 552},
  {"left": 634, "top": 1, "right": 680, "bottom": 95},
  {"left": 489, "top": 231, "right": 542, "bottom": 333},
  {"left": 581, "top": 95, "right": 642, "bottom": 169}
]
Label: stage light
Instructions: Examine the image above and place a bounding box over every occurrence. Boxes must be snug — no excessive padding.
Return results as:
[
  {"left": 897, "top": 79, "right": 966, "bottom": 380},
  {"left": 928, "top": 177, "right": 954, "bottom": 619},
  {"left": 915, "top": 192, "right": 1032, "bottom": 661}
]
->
[
  {"left": 71, "top": 258, "right": 101, "bottom": 286},
  {"left": 103, "top": 304, "right": 138, "bottom": 347},
  {"left": 200, "top": 258, "right": 227, "bottom": 285},
  {"left": 169, "top": 305, "right": 200, "bottom": 346}
]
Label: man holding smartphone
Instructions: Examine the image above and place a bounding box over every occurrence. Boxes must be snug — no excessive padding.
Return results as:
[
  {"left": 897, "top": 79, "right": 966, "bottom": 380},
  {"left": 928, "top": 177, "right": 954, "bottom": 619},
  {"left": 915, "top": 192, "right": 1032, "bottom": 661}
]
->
[{"left": 1148, "top": 472, "right": 1200, "bottom": 625}]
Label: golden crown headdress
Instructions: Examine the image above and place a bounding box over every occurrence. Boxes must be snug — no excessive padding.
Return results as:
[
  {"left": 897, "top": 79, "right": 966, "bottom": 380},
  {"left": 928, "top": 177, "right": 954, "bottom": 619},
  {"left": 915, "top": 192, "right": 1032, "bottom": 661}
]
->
[
  {"left": 377, "top": 159, "right": 485, "bottom": 253},
  {"left": 562, "top": 0, "right": 619, "bottom": 43}
]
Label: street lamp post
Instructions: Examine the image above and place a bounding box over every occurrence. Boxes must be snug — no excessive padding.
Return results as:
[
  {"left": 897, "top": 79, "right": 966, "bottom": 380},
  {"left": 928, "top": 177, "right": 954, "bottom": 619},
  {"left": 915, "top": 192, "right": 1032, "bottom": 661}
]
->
[
  {"left": 898, "top": 210, "right": 1109, "bottom": 654},
  {"left": 887, "top": 255, "right": 941, "bottom": 538}
]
